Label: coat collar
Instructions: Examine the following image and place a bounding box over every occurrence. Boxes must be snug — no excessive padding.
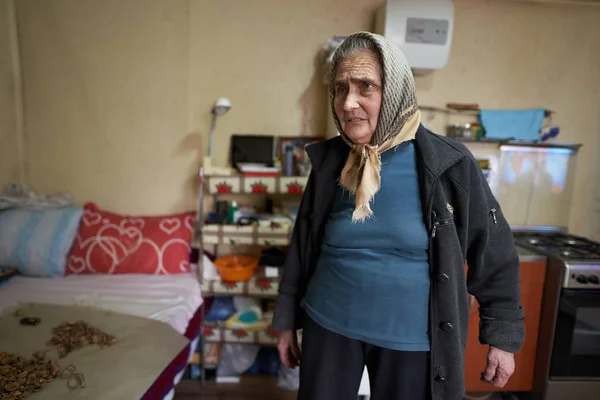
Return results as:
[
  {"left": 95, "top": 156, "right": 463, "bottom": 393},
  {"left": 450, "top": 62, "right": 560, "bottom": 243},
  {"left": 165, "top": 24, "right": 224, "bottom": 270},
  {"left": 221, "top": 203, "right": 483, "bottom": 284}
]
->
[
  {"left": 306, "top": 124, "right": 465, "bottom": 178},
  {"left": 413, "top": 124, "right": 465, "bottom": 178},
  {"left": 306, "top": 134, "right": 349, "bottom": 177}
]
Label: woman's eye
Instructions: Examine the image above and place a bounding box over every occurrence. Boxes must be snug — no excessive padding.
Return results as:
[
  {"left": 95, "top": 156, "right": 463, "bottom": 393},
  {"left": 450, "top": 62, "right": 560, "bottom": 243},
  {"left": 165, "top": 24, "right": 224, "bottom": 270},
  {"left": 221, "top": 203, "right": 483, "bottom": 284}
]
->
[
  {"left": 363, "top": 83, "right": 374, "bottom": 90},
  {"left": 336, "top": 86, "right": 346, "bottom": 95}
]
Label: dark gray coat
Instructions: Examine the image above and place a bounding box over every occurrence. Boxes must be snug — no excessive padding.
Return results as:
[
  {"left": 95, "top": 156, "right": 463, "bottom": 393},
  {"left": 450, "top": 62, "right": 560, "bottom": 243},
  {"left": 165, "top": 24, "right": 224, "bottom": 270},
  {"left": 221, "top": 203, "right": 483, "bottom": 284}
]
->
[{"left": 272, "top": 125, "right": 525, "bottom": 400}]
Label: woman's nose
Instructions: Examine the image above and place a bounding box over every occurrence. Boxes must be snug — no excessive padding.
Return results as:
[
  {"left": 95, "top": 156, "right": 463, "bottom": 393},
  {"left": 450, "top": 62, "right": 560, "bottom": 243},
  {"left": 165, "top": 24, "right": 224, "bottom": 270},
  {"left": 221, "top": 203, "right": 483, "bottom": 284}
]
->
[{"left": 343, "top": 92, "right": 359, "bottom": 111}]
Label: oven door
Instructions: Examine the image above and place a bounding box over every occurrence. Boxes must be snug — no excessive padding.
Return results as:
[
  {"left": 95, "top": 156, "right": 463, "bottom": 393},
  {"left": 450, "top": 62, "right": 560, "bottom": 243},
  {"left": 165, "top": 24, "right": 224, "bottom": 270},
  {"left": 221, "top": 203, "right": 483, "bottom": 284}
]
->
[{"left": 549, "top": 289, "right": 600, "bottom": 379}]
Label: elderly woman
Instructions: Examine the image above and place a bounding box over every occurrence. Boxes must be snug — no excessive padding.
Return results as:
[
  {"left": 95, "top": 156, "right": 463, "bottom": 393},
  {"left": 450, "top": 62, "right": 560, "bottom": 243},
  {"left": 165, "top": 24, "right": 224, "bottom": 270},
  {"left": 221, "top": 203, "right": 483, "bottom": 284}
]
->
[{"left": 272, "top": 32, "right": 524, "bottom": 400}]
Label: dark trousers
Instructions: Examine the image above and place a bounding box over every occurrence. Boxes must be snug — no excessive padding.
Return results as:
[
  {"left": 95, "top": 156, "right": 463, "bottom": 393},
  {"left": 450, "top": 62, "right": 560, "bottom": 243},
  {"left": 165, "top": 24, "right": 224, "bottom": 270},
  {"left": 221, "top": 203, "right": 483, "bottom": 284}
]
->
[{"left": 298, "top": 317, "right": 431, "bottom": 400}]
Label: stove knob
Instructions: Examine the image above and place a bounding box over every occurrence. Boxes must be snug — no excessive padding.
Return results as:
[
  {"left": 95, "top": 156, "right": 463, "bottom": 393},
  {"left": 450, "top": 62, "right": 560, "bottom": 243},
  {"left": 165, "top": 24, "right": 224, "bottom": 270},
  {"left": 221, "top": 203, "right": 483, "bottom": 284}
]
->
[
  {"left": 588, "top": 275, "right": 599, "bottom": 285},
  {"left": 576, "top": 275, "right": 588, "bottom": 284}
]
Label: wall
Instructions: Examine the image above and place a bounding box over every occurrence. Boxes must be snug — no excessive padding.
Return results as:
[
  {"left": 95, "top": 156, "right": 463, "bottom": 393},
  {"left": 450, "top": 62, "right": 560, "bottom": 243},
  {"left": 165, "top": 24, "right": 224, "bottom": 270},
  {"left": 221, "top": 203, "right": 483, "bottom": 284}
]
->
[
  {"left": 591, "top": 114, "right": 600, "bottom": 241},
  {"left": 14, "top": 0, "right": 600, "bottom": 236},
  {"left": 188, "top": 0, "right": 378, "bottom": 156},
  {"left": 0, "top": 0, "right": 20, "bottom": 186},
  {"left": 415, "top": 0, "right": 600, "bottom": 237},
  {"left": 15, "top": 0, "right": 377, "bottom": 215},
  {"left": 16, "top": 0, "right": 190, "bottom": 213}
]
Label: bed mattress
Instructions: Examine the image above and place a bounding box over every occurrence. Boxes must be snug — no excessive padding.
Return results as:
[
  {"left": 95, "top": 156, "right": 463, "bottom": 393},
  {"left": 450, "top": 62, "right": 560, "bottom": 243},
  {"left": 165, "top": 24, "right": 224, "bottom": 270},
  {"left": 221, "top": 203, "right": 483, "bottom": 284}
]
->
[
  {"left": 0, "top": 273, "right": 203, "bottom": 399},
  {"left": 0, "top": 273, "right": 201, "bottom": 335}
]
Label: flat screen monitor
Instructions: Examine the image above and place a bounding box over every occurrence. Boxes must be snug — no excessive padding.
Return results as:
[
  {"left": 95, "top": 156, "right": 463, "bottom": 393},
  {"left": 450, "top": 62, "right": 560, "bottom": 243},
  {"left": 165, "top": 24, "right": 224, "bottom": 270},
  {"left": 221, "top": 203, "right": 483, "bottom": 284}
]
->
[{"left": 230, "top": 134, "right": 275, "bottom": 168}]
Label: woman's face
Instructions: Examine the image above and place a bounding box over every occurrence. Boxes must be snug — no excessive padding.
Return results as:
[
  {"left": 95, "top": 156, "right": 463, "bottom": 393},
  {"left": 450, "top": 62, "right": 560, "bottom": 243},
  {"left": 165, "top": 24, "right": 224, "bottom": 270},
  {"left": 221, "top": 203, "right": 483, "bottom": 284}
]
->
[{"left": 333, "top": 50, "right": 383, "bottom": 145}]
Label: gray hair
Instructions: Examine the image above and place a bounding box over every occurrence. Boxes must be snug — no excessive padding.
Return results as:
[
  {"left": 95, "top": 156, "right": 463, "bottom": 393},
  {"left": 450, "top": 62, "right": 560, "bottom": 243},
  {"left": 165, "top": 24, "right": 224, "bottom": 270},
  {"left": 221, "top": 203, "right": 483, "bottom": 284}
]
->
[{"left": 329, "top": 36, "right": 382, "bottom": 79}]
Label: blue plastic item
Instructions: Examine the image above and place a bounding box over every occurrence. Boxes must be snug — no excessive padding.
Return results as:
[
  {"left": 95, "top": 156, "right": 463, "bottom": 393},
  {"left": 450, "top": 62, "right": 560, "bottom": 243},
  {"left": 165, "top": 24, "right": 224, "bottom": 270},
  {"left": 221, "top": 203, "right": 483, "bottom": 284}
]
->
[
  {"left": 205, "top": 296, "right": 236, "bottom": 322},
  {"left": 247, "top": 348, "right": 281, "bottom": 376},
  {"left": 479, "top": 109, "right": 545, "bottom": 141},
  {"left": 540, "top": 126, "right": 560, "bottom": 142},
  {"left": 239, "top": 310, "right": 259, "bottom": 323},
  {"left": 285, "top": 145, "right": 294, "bottom": 176}
]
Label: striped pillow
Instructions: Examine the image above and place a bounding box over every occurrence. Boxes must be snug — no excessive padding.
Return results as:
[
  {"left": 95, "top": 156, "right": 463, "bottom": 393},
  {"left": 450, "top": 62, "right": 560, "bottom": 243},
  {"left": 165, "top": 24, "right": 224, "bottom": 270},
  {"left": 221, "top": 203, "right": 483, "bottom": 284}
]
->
[{"left": 0, "top": 207, "right": 84, "bottom": 277}]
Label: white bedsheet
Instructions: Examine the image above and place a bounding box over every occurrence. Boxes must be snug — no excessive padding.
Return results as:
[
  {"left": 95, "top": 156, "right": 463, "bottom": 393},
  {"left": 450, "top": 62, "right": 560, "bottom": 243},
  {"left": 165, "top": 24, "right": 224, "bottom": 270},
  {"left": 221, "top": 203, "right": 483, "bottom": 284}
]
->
[{"left": 0, "top": 273, "right": 202, "bottom": 335}]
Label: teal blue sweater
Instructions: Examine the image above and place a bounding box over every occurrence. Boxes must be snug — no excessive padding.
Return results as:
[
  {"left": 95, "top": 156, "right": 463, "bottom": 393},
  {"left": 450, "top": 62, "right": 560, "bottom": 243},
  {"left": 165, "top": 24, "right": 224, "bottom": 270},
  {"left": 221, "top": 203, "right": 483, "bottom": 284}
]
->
[{"left": 301, "top": 141, "right": 431, "bottom": 351}]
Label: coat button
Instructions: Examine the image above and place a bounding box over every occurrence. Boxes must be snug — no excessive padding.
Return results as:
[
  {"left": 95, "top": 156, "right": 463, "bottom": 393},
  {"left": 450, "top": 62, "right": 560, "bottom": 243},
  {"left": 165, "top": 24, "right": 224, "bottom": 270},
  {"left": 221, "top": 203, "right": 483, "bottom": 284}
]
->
[
  {"left": 440, "top": 322, "right": 454, "bottom": 332},
  {"left": 434, "top": 375, "right": 447, "bottom": 383},
  {"left": 435, "top": 273, "right": 450, "bottom": 283}
]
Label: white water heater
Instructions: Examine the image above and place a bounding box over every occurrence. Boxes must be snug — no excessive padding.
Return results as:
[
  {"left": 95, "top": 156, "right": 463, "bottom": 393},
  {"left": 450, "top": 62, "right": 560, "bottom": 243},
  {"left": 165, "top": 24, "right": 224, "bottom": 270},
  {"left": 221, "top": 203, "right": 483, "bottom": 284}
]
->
[{"left": 375, "top": 0, "right": 454, "bottom": 73}]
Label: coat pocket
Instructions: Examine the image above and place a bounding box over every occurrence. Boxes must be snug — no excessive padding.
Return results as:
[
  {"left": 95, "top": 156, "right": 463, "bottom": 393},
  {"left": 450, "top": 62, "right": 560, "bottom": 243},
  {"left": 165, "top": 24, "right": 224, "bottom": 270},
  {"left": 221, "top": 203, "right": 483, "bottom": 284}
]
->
[
  {"left": 431, "top": 217, "right": 455, "bottom": 238},
  {"left": 487, "top": 204, "right": 513, "bottom": 248}
]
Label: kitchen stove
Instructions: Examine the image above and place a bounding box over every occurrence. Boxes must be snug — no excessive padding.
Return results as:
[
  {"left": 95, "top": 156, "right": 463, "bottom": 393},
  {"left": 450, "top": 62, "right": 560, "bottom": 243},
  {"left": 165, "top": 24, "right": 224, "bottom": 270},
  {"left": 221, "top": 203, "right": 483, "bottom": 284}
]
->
[
  {"left": 513, "top": 231, "right": 600, "bottom": 290},
  {"left": 512, "top": 228, "right": 600, "bottom": 399},
  {"left": 514, "top": 231, "right": 600, "bottom": 261}
]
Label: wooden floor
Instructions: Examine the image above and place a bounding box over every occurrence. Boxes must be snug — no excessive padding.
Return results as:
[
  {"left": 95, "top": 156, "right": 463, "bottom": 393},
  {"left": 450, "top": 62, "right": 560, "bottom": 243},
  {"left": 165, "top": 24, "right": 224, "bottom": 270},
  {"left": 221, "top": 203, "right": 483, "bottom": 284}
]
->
[
  {"left": 174, "top": 376, "right": 297, "bottom": 400},
  {"left": 173, "top": 376, "right": 530, "bottom": 400}
]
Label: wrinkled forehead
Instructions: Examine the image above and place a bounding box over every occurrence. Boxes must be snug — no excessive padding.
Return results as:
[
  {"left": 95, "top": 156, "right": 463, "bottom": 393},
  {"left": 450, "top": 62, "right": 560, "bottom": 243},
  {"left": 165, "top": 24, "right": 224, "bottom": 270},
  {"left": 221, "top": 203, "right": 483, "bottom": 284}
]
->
[{"left": 334, "top": 50, "right": 383, "bottom": 83}]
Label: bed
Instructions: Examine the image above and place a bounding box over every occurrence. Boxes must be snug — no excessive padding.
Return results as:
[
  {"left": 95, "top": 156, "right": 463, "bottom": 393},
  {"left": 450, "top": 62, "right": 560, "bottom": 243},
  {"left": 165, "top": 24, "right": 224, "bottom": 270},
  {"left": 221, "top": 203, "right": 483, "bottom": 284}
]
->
[{"left": 0, "top": 272, "right": 203, "bottom": 400}]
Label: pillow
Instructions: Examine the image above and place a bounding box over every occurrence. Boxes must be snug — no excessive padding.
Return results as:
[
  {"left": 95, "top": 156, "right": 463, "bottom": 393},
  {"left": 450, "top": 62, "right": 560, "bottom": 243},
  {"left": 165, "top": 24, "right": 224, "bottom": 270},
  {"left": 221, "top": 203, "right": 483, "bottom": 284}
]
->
[
  {"left": 66, "top": 203, "right": 196, "bottom": 275},
  {"left": 0, "top": 206, "right": 84, "bottom": 277}
]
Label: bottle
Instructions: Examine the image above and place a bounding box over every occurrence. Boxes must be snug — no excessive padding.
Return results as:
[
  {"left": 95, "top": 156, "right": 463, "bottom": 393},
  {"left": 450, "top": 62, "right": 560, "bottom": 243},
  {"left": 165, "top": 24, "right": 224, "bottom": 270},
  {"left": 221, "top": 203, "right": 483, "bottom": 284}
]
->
[
  {"left": 228, "top": 201, "right": 239, "bottom": 224},
  {"left": 285, "top": 145, "right": 294, "bottom": 176}
]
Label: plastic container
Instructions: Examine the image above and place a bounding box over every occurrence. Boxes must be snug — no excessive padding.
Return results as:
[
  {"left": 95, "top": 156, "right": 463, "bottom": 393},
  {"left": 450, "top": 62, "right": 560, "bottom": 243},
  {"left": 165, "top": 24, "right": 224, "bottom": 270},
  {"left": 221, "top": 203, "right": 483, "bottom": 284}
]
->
[
  {"left": 228, "top": 201, "right": 239, "bottom": 224},
  {"left": 214, "top": 255, "right": 258, "bottom": 282},
  {"left": 205, "top": 296, "right": 236, "bottom": 322},
  {"left": 284, "top": 145, "right": 294, "bottom": 176}
]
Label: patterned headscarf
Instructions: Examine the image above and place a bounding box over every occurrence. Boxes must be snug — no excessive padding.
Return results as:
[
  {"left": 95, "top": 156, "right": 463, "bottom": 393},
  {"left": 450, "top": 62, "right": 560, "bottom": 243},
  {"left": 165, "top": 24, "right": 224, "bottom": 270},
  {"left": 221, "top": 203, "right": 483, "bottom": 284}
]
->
[{"left": 329, "top": 31, "right": 421, "bottom": 222}]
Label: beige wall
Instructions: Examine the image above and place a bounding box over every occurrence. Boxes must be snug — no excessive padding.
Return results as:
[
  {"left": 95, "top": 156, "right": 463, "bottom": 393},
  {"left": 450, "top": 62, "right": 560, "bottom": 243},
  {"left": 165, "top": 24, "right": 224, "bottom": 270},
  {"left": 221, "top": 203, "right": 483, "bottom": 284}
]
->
[
  {"left": 16, "top": 0, "right": 190, "bottom": 213},
  {"left": 14, "top": 0, "right": 600, "bottom": 236},
  {"left": 0, "top": 0, "right": 20, "bottom": 186},
  {"left": 16, "top": 0, "right": 378, "bottom": 215},
  {"left": 591, "top": 114, "right": 600, "bottom": 241},
  {"left": 415, "top": 0, "right": 600, "bottom": 237}
]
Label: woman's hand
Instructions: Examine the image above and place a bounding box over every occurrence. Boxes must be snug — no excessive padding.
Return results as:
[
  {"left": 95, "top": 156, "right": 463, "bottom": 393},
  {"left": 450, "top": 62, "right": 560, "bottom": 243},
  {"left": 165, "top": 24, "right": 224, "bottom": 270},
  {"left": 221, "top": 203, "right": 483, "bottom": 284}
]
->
[
  {"left": 481, "top": 346, "right": 515, "bottom": 387},
  {"left": 277, "top": 330, "right": 301, "bottom": 368}
]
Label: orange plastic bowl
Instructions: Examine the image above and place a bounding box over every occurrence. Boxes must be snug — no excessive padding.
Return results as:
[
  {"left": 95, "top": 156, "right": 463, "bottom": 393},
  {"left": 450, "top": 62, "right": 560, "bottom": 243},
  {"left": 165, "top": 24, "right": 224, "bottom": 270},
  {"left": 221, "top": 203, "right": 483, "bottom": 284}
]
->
[{"left": 214, "top": 255, "right": 258, "bottom": 282}]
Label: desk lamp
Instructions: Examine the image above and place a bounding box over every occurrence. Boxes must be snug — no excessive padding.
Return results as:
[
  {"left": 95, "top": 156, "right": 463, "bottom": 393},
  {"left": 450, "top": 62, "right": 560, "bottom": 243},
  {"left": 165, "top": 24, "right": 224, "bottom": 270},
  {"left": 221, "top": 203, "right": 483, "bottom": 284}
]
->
[{"left": 203, "top": 97, "right": 235, "bottom": 176}]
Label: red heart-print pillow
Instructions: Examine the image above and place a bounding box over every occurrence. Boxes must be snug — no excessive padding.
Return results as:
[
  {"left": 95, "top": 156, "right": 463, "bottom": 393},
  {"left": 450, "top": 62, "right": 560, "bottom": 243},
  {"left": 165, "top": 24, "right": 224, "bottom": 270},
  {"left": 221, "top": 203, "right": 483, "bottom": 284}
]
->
[{"left": 66, "top": 203, "right": 196, "bottom": 275}]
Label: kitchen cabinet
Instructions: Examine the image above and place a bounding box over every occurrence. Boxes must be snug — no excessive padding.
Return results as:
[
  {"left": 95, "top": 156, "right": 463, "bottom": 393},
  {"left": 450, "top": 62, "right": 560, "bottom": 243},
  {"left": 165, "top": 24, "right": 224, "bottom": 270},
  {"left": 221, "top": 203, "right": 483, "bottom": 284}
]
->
[{"left": 464, "top": 257, "right": 547, "bottom": 392}]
